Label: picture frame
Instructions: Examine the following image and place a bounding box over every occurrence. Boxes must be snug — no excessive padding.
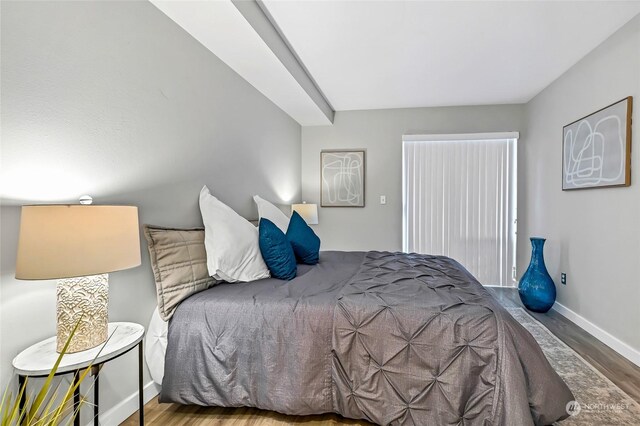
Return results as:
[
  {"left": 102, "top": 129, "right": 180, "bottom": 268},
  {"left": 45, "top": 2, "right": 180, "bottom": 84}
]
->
[
  {"left": 562, "top": 96, "right": 633, "bottom": 190},
  {"left": 320, "top": 150, "right": 365, "bottom": 207}
]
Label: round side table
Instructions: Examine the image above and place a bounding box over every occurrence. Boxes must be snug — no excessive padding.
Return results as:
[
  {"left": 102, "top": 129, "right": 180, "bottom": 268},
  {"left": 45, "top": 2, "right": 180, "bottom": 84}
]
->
[{"left": 13, "top": 322, "right": 145, "bottom": 426}]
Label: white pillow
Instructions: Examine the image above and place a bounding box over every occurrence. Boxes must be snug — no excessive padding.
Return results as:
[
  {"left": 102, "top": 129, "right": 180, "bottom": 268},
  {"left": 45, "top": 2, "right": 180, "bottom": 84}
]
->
[
  {"left": 199, "top": 186, "right": 270, "bottom": 282},
  {"left": 253, "top": 195, "right": 290, "bottom": 233}
]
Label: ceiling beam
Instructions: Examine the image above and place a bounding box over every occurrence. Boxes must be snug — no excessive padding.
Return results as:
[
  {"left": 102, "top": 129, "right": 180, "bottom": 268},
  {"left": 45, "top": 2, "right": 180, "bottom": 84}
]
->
[
  {"left": 232, "top": 0, "right": 334, "bottom": 124},
  {"left": 151, "top": 0, "right": 333, "bottom": 126}
]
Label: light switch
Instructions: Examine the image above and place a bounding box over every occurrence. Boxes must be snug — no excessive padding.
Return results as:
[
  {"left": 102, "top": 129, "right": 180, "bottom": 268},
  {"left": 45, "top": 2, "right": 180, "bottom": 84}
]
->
[{"left": 380, "top": 195, "right": 386, "bottom": 205}]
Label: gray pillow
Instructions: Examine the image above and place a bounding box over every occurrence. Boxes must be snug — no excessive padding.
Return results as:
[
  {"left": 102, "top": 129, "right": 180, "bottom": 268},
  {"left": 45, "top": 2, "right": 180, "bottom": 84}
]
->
[{"left": 143, "top": 225, "right": 218, "bottom": 320}]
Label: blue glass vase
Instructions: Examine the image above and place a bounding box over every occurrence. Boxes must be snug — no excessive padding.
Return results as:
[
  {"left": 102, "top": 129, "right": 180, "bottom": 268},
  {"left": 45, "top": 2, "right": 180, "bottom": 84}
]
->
[{"left": 518, "top": 237, "right": 556, "bottom": 313}]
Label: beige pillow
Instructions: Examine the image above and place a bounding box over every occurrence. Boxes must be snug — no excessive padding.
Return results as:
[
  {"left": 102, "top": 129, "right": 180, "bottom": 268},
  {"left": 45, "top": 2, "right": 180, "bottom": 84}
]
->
[{"left": 144, "top": 225, "right": 218, "bottom": 320}]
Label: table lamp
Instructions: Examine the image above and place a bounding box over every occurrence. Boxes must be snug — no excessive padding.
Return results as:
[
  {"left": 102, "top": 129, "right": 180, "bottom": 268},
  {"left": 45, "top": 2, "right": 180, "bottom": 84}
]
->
[
  {"left": 15, "top": 203, "right": 141, "bottom": 353},
  {"left": 291, "top": 202, "right": 319, "bottom": 225}
]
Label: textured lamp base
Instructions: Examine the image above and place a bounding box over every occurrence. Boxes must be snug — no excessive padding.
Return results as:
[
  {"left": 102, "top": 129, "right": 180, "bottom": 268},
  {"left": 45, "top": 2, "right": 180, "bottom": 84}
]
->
[{"left": 56, "top": 274, "right": 109, "bottom": 353}]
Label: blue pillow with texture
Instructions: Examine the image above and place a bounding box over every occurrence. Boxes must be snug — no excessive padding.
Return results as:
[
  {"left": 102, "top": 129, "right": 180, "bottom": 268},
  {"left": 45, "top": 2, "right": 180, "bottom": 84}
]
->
[
  {"left": 286, "top": 211, "right": 321, "bottom": 265},
  {"left": 258, "top": 218, "right": 297, "bottom": 280}
]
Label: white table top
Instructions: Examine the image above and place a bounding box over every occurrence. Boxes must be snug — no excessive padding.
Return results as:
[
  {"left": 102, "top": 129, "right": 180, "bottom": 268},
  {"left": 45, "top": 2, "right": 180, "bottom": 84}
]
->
[{"left": 12, "top": 322, "right": 144, "bottom": 376}]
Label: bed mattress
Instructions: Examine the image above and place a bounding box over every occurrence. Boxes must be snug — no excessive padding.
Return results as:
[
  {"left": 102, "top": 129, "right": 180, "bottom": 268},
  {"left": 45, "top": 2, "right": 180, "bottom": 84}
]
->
[{"left": 160, "top": 250, "right": 573, "bottom": 425}]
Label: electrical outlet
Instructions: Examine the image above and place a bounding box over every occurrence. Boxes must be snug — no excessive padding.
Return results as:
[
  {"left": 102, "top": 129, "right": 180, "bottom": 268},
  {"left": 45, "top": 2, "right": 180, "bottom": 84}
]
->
[
  {"left": 561, "top": 273, "right": 567, "bottom": 285},
  {"left": 380, "top": 195, "right": 386, "bottom": 205}
]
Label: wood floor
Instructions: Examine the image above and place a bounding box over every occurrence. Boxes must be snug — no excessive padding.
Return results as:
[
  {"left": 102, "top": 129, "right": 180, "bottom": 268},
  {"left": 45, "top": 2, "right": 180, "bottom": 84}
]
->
[
  {"left": 122, "top": 288, "right": 640, "bottom": 425},
  {"left": 487, "top": 287, "right": 640, "bottom": 404}
]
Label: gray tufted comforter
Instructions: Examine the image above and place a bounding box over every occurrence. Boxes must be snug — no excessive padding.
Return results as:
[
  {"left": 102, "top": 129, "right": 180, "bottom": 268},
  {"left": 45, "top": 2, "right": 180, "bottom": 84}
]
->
[{"left": 161, "top": 251, "right": 573, "bottom": 425}]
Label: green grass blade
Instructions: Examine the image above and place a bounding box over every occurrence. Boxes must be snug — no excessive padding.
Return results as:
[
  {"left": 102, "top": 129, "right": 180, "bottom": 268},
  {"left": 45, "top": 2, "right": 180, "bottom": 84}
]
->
[
  {"left": 5, "top": 377, "right": 28, "bottom": 426},
  {"left": 28, "top": 319, "right": 81, "bottom": 423}
]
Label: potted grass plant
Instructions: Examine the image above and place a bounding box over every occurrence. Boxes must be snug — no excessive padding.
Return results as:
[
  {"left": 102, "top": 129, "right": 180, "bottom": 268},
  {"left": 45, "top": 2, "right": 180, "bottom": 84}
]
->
[{"left": 1, "top": 321, "right": 107, "bottom": 426}]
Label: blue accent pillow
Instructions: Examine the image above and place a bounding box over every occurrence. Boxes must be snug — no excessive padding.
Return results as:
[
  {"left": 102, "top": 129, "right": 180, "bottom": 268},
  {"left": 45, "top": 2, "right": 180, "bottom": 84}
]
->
[
  {"left": 286, "top": 211, "right": 321, "bottom": 265},
  {"left": 258, "top": 218, "right": 297, "bottom": 280}
]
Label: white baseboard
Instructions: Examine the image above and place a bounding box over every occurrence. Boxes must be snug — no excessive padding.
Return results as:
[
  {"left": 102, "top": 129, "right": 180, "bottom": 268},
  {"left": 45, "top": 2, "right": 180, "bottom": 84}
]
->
[
  {"left": 89, "top": 380, "right": 161, "bottom": 426},
  {"left": 552, "top": 301, "right": 640, "bottom": 368}
]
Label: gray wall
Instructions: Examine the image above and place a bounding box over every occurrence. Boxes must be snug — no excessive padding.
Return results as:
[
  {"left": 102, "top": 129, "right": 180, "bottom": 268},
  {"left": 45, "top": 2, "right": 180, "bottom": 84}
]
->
[
  {"left": 301, "top": 106, "right": 525, "bottom": 251},
  {"left": 518, "top": 15, "right": 640, "bottom": 351},
  {"left": 300, "top": 15, "right": 640, "bottom": 358},
  {"left": 0, "top": 0, "right": 301, "bottom": 421}
]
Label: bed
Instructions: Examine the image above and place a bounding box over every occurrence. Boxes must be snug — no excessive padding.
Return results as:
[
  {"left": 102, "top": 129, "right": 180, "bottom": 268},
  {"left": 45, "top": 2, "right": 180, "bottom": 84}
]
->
[{"left": 153, "top": 250, "right": 574, "bottom": 425}]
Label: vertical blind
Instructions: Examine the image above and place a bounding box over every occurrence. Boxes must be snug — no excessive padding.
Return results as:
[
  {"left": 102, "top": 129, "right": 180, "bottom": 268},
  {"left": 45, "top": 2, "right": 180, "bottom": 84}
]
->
[{"left": 402, "top": 134, "right": 518, "bottom": 286}]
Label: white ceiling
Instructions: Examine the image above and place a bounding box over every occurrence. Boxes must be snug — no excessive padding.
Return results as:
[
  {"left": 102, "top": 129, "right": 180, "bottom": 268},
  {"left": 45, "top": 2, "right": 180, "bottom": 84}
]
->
[{"left": 262, "top": 0, "right": 640, "bottom": 111}]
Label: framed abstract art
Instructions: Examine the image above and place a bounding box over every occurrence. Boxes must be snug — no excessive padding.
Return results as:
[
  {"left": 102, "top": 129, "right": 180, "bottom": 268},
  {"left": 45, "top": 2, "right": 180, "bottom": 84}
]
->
[
  {"left": 320, "top": 150, "right": 365, "bottom": 207},
  {"left": 562, "top": 97, "right": 632, "bottom": 190}
]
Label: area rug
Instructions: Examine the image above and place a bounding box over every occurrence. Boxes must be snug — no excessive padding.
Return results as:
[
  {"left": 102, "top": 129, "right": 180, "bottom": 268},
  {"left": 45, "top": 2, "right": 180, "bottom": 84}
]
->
[{"left": 507, "top": 307, "right": 640, "bottom": 425}]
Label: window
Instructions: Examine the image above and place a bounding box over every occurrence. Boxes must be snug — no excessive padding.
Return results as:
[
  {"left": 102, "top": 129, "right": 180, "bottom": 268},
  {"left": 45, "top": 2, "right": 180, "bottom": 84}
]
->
[{"left": 402, "top": 133, "right": 518, "bottom": 286}]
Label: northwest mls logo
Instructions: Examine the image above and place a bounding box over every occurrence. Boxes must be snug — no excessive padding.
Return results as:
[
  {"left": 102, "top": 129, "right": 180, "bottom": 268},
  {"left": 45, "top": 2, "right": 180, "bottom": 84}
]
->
[{"left": 566, "top": 400, "right": 582, "bottom": 416}]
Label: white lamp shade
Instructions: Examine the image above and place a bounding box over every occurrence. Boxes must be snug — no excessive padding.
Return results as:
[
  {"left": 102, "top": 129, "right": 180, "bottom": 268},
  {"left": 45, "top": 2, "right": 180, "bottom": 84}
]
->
[
  {"left": 16, "top": 205, "right": 141, "bottom": 280},
  {"left": 291, "top": 203, "right": 318, "bottom": 225}
]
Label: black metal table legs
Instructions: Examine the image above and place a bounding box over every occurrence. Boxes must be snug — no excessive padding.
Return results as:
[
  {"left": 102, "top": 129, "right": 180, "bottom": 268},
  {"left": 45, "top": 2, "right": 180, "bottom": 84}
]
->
[
  {"left": 138, "top": 340, "right": 144, "bottom": 425},
  {"left": 73, "top": 372, "right": 80, "bottom": 426},
  {"left": 94, "top": 368, "right": 99, "bottom": 426},
  {"left": 16, "top": 340, "right": 145, "bottom": 426},
  {"left": 91, "top": 364, "right": 102, "bottom": 426},
  {"left": 18, "top": 375, "right": 26, "bottom": 423}
]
